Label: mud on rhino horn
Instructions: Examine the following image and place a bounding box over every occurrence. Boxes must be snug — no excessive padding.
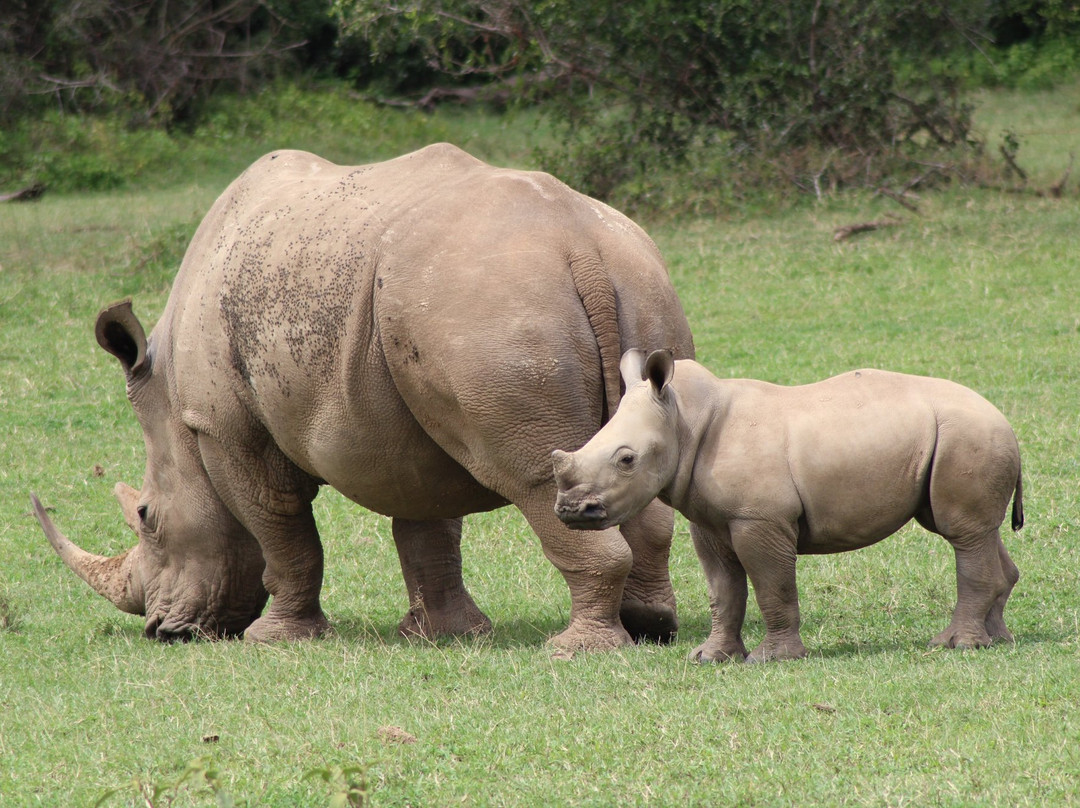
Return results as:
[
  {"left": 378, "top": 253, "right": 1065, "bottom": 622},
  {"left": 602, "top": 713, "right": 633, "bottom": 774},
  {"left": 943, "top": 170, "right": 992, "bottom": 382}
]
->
[{"left": 31, "top": 493, "right": 145, "bottom": 615}]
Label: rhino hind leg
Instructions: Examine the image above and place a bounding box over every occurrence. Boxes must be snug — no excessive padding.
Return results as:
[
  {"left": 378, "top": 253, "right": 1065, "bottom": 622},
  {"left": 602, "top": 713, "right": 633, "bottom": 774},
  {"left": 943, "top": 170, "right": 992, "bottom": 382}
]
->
[
  {"left": 392, "top": 517, "right": 492, "bottom": 639},
  {"left": 515, "top": 495, "right": 634, "bottom": 652},
  {"left": 617, "top": 500, "right": 679, "bottom": 643},
  {"left": 931, "top": 527, "right": 1014, "bottom": 649},
  {"left": 983, "top": 537, "right": 1020, "bottom": 642}
]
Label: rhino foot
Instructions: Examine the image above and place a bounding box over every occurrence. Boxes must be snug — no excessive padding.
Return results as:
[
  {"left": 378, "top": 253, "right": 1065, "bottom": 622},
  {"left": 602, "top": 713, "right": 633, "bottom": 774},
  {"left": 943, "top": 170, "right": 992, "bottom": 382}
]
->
[
  {"left": 690, "top": 639, "right": 749, "bottom": 664},
  {"left": 549, "top": 620, "right": 633, "bottom": 653},
  {"left": 620, "top": 597, "right": 678, "bottom": 644},
  {"left": 983, "top": 607, "right": 1015, "bottom": 644},
  {"left": 244, "top": 611, "right": 331, "bottom": 643},
  {"left": 929, "top": 623, "right": 993, "bottom": 650},
  {"left": 398, "top": 601, "right": 492, "bottom": 639},
  {"left": 746, "top": 634, "right": 808, "bottom": 663}
]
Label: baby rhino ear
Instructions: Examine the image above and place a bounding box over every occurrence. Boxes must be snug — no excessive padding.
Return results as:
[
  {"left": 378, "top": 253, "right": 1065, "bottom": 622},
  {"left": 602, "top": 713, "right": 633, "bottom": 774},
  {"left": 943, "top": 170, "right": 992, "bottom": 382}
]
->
[{"left": 644, "top": 349, "right": 675, "bottom": 394}]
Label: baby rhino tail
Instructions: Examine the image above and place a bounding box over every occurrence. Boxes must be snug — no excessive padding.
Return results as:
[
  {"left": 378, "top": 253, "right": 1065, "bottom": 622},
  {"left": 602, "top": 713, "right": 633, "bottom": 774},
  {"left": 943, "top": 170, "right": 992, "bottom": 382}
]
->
[{"left": 1011, "top": 467, "right": 1024, "bottom": 532}]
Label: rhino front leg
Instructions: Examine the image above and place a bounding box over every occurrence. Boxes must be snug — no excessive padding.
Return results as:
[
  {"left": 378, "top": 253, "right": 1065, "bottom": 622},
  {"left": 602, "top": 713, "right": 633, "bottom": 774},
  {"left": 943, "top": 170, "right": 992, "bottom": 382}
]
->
[
  {"left": 732, "top": 519, "right": 807, "bottom": 662},
  {"left": 618, "top": 499, "right": 678, "bottom": 643},
  {"left": 519, "top": 496, "right": 634, "bottom": 652},
  {"left": 392, "top": 517, "right": 492, "bottom": 638},
  {"left": 689, "top": 523, "right": 749, "bottom": 663},
  {"left": 198, "top": 434, "right": 330, "bottom": 642}
]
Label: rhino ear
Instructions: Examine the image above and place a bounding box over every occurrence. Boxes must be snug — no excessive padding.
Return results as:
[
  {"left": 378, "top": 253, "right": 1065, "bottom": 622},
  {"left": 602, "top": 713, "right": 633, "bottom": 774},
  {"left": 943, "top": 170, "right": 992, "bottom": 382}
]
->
[
  {"left": 644, "top": 349, "right": 675, "bottom": 395},
  {"left": 96, "top": 300, "right": 148, "bottom": 377},
  {"left": 619, "top": 349, "right": 648, "bottom": 386}
]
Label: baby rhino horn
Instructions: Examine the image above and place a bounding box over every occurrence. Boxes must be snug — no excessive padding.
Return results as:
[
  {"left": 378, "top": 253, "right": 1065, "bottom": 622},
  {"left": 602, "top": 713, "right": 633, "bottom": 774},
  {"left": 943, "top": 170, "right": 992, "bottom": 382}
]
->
[
  {"left": 31, "top": 494, "right": 145, "bottom": 615},
  {"left": 551, "top": 450, "right": 577, "bottom": 486}
]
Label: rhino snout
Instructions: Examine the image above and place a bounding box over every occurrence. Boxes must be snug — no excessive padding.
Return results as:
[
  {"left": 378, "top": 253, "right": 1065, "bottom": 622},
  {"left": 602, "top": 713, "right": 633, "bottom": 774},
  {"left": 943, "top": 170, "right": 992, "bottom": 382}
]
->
[
  {"left": 554, "top": 491, "right": 609, "bottom": 529},
  {"left": 144, "top": 613, "right": 200, "bottom": 643}
]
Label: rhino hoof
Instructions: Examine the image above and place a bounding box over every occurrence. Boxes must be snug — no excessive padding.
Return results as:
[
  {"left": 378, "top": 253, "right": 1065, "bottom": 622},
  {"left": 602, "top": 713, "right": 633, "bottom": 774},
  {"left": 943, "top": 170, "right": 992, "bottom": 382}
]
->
[
  {"left": 243, "top": 612, "right": 331, "bottom": 643},
  {"left": 689, "top": 642, "right": 748, "bottom": 664},
  {"left": 398, "top": 606, "right": 492, "bottom": 639},
  {"left": 549, "top": 622, "right": 633, "bottom": 653}
]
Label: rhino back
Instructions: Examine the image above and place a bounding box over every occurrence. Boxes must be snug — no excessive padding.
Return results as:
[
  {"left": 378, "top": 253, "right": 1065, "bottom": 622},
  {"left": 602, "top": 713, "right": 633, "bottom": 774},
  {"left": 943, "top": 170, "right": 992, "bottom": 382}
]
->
[{"left": 683, "top": 369, "right": 1014, "bottom": 550}]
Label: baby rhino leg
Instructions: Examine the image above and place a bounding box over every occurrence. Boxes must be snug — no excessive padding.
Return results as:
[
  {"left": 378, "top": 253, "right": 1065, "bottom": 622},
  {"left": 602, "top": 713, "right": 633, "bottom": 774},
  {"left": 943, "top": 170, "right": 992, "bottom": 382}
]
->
[
  {"left": 931, "top": 528, "right": 1014, "bottom": 649},
  {"left": 689, "top": 524, "right": 749, "bottom": 662},
  {"left": 732, "top": 520, "right": 806, "bottom": 662},
  {"left": 984, "top": 536, "right": 1020, "bottom": 642}
]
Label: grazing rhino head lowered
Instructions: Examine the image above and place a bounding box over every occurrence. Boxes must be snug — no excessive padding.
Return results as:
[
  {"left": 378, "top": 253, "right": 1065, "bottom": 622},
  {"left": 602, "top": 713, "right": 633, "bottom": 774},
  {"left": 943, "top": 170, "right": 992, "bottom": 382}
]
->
[
  {"left": 34, "top": 144, "right": 694, "bottom": 649},
  {"left": 33, "top": 306, "right": 270, "bottom": 637},
  {"left": 554, "top": 349, "right": 1024, "bottom": 662}
]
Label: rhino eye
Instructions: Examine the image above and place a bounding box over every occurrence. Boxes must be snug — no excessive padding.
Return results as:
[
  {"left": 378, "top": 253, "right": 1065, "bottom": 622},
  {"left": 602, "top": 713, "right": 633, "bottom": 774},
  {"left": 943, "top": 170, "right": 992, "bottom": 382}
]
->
[
  {"left": 616, "top": 450, "right": 637, "bottom": 471},
  {"left": 137, "top": 504, "right": 159, "bottom": 535}
]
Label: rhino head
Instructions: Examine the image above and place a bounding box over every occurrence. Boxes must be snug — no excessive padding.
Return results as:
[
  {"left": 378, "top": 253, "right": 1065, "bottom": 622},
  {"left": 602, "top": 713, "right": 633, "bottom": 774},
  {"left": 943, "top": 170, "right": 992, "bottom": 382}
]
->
[
  {"left": 33, "top": 301, "right": 268, "bottom": 641},
  {"left": 552, "top": 349, "right": 680, "bottom": 531}
]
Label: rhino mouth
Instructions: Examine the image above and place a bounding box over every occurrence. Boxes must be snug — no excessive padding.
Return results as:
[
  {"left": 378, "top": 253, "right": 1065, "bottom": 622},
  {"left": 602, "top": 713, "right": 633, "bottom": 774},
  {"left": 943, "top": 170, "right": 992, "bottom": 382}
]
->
[
  {"left": 144, "top": 613, "right": 252, "bottom": 643},
  {"left": 554, "top": 494, "right": 612, "bottom": 530}
]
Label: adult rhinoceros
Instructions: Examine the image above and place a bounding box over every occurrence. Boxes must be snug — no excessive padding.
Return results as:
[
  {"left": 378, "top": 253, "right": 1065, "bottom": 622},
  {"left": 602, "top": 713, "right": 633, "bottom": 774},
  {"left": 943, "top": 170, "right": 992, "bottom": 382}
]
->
[{"left": 33, "top": 143, "right": 694, "bottom": 650}]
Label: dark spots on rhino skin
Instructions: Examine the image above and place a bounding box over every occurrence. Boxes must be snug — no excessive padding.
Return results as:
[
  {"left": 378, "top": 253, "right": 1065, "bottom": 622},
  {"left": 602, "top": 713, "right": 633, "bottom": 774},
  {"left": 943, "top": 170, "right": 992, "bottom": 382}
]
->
[
  {"left": 219, "top": 210, "right": 365, "bottom": 399},
  {"left": 377, "top": 276, "right": 383, "bottom": 289},
  {"left": 230, "top": 343, "right": 251, "bottom": 386}
]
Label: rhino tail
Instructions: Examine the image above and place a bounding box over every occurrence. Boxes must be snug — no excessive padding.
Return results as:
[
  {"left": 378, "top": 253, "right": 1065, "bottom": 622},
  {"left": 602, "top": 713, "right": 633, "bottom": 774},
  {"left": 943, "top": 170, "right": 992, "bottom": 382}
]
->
[
  {"left": 1011, "top": 465, "right": 1024, "bottom": 532},
  {"left": 569, "top": 253, "right": 622, "bottom": 423}
]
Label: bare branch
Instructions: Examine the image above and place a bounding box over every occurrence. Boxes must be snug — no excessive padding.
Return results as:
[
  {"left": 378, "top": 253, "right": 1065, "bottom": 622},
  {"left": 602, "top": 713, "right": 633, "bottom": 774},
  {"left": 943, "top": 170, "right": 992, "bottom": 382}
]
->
[
  {"left": 833, "top": 218, "right": 903, "bottom": 243},
  {"left": 1048, "top": 153, "right": 1075, "bottom": 198}
]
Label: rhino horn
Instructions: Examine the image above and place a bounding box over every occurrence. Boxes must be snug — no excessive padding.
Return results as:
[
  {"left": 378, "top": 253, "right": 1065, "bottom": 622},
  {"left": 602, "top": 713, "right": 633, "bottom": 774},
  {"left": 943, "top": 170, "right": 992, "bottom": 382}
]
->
[
  {"left": 551, "top": 449, "right": 576, "bottom": 486},
  {"left": 31, "top": 494, "right": 144, "bottom": 615}
]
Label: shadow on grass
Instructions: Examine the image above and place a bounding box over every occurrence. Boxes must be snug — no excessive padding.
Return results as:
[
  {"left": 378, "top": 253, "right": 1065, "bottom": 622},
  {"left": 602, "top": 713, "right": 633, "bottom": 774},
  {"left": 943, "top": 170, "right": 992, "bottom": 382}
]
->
[
  {"left": 326, "top": 613, "right": 565, "bottom": 650},
  {"left": 85, "top": 612, "right": 1072, "bottom": 661}
]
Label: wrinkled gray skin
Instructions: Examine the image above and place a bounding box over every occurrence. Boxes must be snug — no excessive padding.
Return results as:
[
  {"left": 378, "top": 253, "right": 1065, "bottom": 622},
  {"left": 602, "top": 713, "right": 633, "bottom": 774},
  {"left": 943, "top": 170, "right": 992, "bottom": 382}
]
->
[
  {"left": 553, "top": 350, "right": 1023, "bottom": 662},
  {"left": 33, "top": 144, "right": 694, "bottom": 650}
]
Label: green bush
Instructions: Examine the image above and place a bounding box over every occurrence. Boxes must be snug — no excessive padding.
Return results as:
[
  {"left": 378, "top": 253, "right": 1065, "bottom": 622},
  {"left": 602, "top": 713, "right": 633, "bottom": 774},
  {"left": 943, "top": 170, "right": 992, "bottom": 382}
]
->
[
  {"left": 0, "top": 111, "right": 184, "bottom": 193},
  {"left": 336, "top": 0, "right": 998, "bottom": 201},
  {"left": 955, "top": 35, "right": 1080, "bottom": 89},
  {"left": 0, "top": 81, "right": 460, "bottom": 195}
]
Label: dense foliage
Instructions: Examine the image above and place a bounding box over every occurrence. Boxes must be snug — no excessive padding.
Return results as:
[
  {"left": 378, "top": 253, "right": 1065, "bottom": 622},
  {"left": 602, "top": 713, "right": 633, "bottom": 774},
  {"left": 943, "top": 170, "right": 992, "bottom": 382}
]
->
[
  {"left": 1, "top": 0, "right": 1078, "bottom": 205},
  {"left": 334, "top": 0, "right": 1080, "bottom": 201},
  {"left": 0, "top": 0, "right": 314, "bottom": 126}
]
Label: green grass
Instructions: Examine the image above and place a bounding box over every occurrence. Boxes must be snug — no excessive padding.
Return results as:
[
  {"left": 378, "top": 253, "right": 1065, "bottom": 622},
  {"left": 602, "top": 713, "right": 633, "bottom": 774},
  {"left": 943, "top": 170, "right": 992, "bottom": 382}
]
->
[{"left": 2, "top": 81, "right": 1080, "bottom": 806}]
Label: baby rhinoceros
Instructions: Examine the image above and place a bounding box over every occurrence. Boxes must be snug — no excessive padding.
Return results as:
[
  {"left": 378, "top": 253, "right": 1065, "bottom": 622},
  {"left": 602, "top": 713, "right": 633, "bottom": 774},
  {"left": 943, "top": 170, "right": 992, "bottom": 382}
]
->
[{"left": 552, "top": 350, "right": 1024, "bottom": 662}]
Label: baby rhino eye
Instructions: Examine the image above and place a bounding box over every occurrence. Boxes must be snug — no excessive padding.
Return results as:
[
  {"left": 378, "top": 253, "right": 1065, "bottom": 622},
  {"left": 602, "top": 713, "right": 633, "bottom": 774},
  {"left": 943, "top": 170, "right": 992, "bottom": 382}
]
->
[{"left": 616, "top": 450, "right": 637, "bottom": 470}]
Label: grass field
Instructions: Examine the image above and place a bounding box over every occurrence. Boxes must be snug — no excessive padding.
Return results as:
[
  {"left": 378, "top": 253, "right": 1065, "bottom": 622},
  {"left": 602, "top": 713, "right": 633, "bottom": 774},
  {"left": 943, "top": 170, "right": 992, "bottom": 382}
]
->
[{"left": 1, "top": 82, "right": 1079, "bottom": 806}]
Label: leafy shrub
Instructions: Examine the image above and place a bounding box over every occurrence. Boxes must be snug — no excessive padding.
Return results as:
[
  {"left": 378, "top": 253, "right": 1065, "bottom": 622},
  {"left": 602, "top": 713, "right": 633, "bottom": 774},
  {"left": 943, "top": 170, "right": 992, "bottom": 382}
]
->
[
  {"left": 0, "top": 111, "right": 180, "bottom": 193},
  {"left": 0, "top": 0, "right": 304, "bottom": 127},
  {"left": 0, "top": 81, "right": 458, "bottom": 195},
  {"left": 335, "top": 0, "right": 999, "bottom": 202}
]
